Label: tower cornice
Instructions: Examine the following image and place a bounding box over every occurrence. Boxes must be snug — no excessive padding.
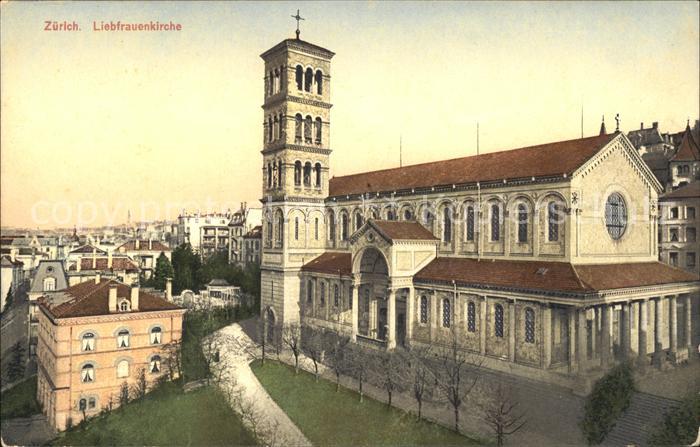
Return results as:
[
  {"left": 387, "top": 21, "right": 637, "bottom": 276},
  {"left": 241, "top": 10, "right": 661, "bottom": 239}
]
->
[
  {"left": 263, "top": 95, "right": 333, "bottom": 110},
  {"left": 260, "top": 38, "right": 335, "bottom": 60}
]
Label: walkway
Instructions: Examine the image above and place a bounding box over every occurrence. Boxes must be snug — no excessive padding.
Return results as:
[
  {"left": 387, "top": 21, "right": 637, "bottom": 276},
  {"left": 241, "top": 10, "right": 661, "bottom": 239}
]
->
[
  {"left": 603, "top": 392, "right": 680, "bottom": 446},
  {"left": 214, "top": 323, "right": 311, "bottom": 447}
]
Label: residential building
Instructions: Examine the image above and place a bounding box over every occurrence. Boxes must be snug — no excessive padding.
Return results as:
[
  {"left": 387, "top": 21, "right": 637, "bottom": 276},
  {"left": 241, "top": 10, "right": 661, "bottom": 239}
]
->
[
  {"left": 36, "top": 278, "right": 184, "bottom": 430},
  {"left": 28, "top": 260, "right": 69, "bottom": 356},
  {"left": 1, "top": 255, "right": 24, "bottom": 311},
  {"left": 257, "top": 34, "right": 700, "bottom": 392},
  {"left": 116, "top": 239, "right": 171, "bottom": 279},
  {"left": 66, "top": 252, "right": 141, "bottom": 287},
  {"left": 241, "top": 225, "right": 262, "bottom": 265},
  {"left": 659, "top": 181, "right": 700, "bottom": 277},
  {"left": 176, "top": 212, "right": 232, "bottom": 258},
  {"left": 228, "top": 204, "right": 263, "bottom": 265}
]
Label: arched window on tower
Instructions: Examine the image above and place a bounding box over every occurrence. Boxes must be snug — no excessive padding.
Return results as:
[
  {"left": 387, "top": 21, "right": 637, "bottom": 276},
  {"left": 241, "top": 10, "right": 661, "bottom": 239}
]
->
[
  {"left": 268, "top": 71, "right": 274, "bottom": 96},
  {"left": 277, "top": 213, "right": 284, "bottom": 247},
  {"left": 315, "top": 117, "right": 322, "bottom": 144},
  {"left": 443, "top": 207, "right": 452, "bottom": 243},
  {"left": 295, "top": 114, "right": 303, "bottom": 143},
  {"left": 295, "top": 65, "right": 303, "bottom": 90},
  {"left": 314, "top": 163, "right": 322, "bottom": 187},
  {"left": 273, "top": 69, "right": 280, "bottom": 94},
  {"left": 277, "top": 160, "right": 283, "bottom": 188},
  {"left": 518, "top": 203, "right": 528, "bottom": 243},
  {"left": 491, "top": 203, "right": 501, "bottom": 242},
  {"left": 304, "top": 67, "right": 313, "bottom": 92},
  {"left": 294, "top": 161, "right": 302, "bottom": 186},
  {"left": 267, "top": 163, "right": 272, "bottom": 189},
  {"left": 465, "top": 205, "right": 475, "bottom": 241},
  {"left": 267, "top": 117, "right": 273, "bottom": 143},
  {"left": 279, "top": 65, "right": 285, "bottom": 92},
  {"left": 341, "top": 213, "right": 349, "bottom": 241},
  {"left": 315, "top": 70, "right": 323, "bottom": 95},
  {"left": 304, "top": 115, "right": 312, "bottom": 144},
  {"left": 278, "top": 113, "right": 285, "bottom": 140},
  {"left": 273, "top": 116, "right": 279, "bottom": 141},
  {"left": 303, "top": 162, "right": 312, "bottom": 186}
]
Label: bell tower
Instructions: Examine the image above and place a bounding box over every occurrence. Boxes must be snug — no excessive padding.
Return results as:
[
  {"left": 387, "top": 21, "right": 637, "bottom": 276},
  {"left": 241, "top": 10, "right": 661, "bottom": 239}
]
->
[{"left": 259, "top": 22, "right": 335, "bottom": 328}]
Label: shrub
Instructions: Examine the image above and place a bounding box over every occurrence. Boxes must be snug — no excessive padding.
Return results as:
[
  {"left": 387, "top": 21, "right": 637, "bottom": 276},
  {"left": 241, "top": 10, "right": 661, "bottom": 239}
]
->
[
  {"left": 580, "top": 362, "right": 635, "bottom": 445},
  {"left": 648, "top": 393, "right": 700, "bottom": 446}
]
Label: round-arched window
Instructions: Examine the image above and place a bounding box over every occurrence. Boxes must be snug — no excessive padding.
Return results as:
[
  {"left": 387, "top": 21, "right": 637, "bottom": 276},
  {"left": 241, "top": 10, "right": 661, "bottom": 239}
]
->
[{"left": 605, "top": 193, "right": 627, "bottom": 240}]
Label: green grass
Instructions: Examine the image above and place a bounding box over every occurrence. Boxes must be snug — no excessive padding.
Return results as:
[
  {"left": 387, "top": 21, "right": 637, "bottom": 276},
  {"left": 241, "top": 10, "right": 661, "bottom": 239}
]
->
[
  {"left": 251, "top": 360, "right": 482, "bottom": 446},
  {"left": 0, "top": 375, "right": 40, "bottom": 421},
  {"left": 52, "top": 382, "right": 257, "bottom": 446}
]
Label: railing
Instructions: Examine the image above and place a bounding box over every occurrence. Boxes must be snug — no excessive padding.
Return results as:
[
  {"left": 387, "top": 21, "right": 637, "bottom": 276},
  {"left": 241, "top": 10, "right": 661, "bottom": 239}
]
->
[{"left": 355, "top": 334, "right": 387, "bottom": 350}]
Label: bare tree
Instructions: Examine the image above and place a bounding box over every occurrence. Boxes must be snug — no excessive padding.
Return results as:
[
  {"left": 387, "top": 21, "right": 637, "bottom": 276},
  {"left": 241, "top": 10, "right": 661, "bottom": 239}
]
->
[
  {"left": 202, "top": 330, "right": 235, "bottom": 385},
  {"left": 281, "top": 322, "right": 302, "bottom": 374},
  {"left": 135, "top": 367, "right": 148, "bottom": 399},
  {"left": 480, "top": 381, "right": 527, "bottom": 446},
  {"left": 346, "top": 344, "right": 372, "bottom": 402},
  {"left": 119, "top": 381, "right": 130, "bottom": 407},
  {"left": 324, "top": 332, "right": 351, "bottom": 392},
  {"left": 301, "top": 326, "right": 325, "bottom": 381},
  {"left": 430, "top": 326, "right": 483, "bottom": 433},
  {"left": 162, "top": 340, "right": 183, "bottom": 381},
  {"left": 372, "top": 349, "right": 409, "bottom": 407},
  {"left": 406, "top": 344, "right": 436, "bottom": 419}
]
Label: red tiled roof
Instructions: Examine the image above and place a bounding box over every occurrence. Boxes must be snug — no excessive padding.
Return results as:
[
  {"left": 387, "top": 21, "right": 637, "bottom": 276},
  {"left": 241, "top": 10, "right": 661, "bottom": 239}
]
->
[
  {"left": 370, "top": 220, "right": 438, "bottom": 241},
  {"left": 415, "top": 258, "right": 698, "bottom": 294},
  {"left": 329, "top": 133, "right": 617, "bottom": 197},
  {"left": 660, "top": 181, "right": 700, "bottom": 200},
  {"left": 70, "top": 244, "right": 106, "bottom": 254},
  {"left": 671, "top": 126, "right": 700, "bottom": 162},
  {"left": 117, "top": 240, "right": 170, "bottom": 252},
  {"left": 40, "top": 279, "right": 181, "bottom": 319},
  {"left": 68, "top": 257, "right": 139, "bottom": 272},
  {"left": 301, "top": 252, "right": 352, "bottom": 275}
]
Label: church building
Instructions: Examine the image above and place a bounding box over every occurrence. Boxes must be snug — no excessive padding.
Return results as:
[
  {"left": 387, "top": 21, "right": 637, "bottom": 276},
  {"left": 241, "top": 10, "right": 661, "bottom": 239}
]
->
[{"left": 258, "top": 32, "right": 699, "bottom": 389}]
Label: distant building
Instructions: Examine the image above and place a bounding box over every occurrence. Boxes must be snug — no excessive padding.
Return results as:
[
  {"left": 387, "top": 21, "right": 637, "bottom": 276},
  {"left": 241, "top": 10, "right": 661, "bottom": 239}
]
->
[
  {"left": 228, "top": 204, "right": 263, "bottom": 265},
  {"left": 241, "top": 225, "right": 262, "bottom": 265},
  {"left": 116, "top": 239, "right": 171, "bottom": 279},
  {"left": 28, "top": 260, "right": 69, "bottom": 356},
  {"left": 66, "top": 253, "right": 141, "bottom": 287},
  {"left": 36, "top": 278, "right": 184, "bottom": 431},
  {"left": 202, "top": 279, "right": 241, "bottom": 307},
  {"left": 1, "top": 255, "right": 24, "bottom": 311},
  {"left": 659, "top": 181, "right": 700, "bottom": 276},
  {"left": 176, "top": 211, "right": 232, "bottom": 259}
]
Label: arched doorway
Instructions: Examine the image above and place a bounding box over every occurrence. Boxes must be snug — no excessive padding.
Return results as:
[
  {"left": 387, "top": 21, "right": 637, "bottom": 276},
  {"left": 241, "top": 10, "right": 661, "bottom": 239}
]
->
[{"left": 356, "top": 248, "right": 389, "bottom": 340}]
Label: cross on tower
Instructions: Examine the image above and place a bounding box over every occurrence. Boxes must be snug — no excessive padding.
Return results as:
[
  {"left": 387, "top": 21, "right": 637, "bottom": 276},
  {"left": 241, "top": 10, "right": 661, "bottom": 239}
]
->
[{"left": 291, "top": 9, "right": 304, "bottom": 40}]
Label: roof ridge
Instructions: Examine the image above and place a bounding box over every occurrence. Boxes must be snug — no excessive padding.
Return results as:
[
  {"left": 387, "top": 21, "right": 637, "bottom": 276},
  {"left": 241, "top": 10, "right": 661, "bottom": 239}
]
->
[
  {"left": 570, "top": 264, "right": 594, "bottom": 291},
  {"left": 59, "top": 279, "right": 115, "bottom": 314}
]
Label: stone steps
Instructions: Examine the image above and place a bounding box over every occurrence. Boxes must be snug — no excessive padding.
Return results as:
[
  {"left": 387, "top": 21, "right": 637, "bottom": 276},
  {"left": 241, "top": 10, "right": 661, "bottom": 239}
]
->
[{"left": 603, "top": 392, "right": 680, "bottom": 446}]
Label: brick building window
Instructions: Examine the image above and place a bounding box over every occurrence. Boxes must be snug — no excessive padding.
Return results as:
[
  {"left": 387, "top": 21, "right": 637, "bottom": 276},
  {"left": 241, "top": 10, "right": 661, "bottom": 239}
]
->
[
  {"left": 687, "top": 252, "right": 696, "bottom": 268},
  {"left": 117, "top": 360, "right": 129, "bottom": 378},
  {"left": 525, "top": 307, "right": 535, "bottom": 343},
  {"left": 150, "top": 356, "right": 161, "bottom": 374},
  {"left": 150, "top": 327, "right": 162, "bottom": 345},
  {"left": 81, "top": 332, "right": 95, "bottom": 352},
  {"left": 81, "top": 364, "right": 95, "bottom": 383},
  {"left": 117, "top": 329, "right": 130, "bottom": 348},
  {"left": 494, "top": 304, "right": 504, "bottom": 338}
]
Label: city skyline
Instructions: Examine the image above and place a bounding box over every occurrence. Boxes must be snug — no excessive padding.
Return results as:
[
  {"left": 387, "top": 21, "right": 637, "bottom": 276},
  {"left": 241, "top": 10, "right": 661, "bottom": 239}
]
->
[{"left": 1, "top": 1, "right": 698, "bottom": 228}]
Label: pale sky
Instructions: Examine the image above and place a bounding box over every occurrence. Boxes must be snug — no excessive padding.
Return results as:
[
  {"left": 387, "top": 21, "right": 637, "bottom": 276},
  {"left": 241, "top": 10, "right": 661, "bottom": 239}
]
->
[{"left": 1, "top": 1, "right": 698, "bottom": 229}]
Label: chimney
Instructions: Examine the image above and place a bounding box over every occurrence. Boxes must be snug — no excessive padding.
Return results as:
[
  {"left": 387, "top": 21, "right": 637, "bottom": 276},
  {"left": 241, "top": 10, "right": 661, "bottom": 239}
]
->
[
  {"left": 148, "top": 238, "right": 152, "bottom": 250},
  {"left": 107, "top": 250, "right": 113, "bottom": 269},
  {"left": 135, "top": 239, "right": 140, "bottom": 250},
  {"left": 92, "top": 247, "right": 97, "bottom": 269},
  {"left": 109, "top": 284, "right": 118, "bottom": 312},
  {"left": 95, "top": 272, "right": 101, "bottom": 284},
  {"left": 131, "top": 283, "right": 140, "bottom": 311},
  {"left": 640, "top": 122, "right": 644, "bottom": 129},
  {"left": 652, "top": 122, "right": 658, "bottom": 129},
  {"left": 166, "top": 277, "right": 172, "bottom": 302}
]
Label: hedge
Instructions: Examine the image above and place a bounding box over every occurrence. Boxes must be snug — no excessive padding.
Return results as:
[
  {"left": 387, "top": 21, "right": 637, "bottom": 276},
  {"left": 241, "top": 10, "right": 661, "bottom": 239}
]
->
[{"left": 647, "top": 392, "right": 700, "bottom": 446}]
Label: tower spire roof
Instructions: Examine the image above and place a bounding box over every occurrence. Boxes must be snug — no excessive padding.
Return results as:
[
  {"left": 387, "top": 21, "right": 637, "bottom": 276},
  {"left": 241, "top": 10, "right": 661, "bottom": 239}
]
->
[{"left": 599, "top": 115, "right": 606, "bottom": 135}]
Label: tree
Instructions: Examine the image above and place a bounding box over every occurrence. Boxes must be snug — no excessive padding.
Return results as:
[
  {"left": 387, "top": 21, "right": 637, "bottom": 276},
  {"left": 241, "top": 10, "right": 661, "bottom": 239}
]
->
[
  {"left": 406, "top": 345, "right": 436, "bottom": 419},
  {"left": 301, "top": 326, "right": 325, "bottom": 381},
  {"left": 152, "top": 252, "right": 174, "bottom": 291},
  {"left": 430, "top": 327, "right": 483, "bottom": 433},
  {"left": 324, "top": 332, "right": 351, "bottom": 392},
  {"left": 5, "top": 342, "right": 25, "bottom": 383},
  {"left": 346, "top": 344, "right": 371, "bottom": 403},
  {"left": 135, "top": 368, "right": 148, "bottom": 399},
  {"left": 372, "top": 349, "right": 409, "bottom": 407},
  {"left": 3, "top": 287, "right": 14, "bottom": 313},
  {"left": 648, "top": 392, "right": 700, "bottom": 446},
  {"left": 480, "top": 381, "right": 527, "bottom": 446},
  {"left": 281, "top": 323, "right": 302, "bottom": 374},
  {"left": 172, "top": 243, "right": 203, "bottom": 294},
  {"left": 162, "top": 340, "right": 183, "bottom": 381},
  {"left": 119, "top": 381, "right": 130, "bottom": 407}
]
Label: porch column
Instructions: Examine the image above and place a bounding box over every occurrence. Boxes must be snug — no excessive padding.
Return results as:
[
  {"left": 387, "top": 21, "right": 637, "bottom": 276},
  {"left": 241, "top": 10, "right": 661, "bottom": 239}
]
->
[
  {"left": 542, "top": 305, "right": 552, "bottom": 368},
  {"left": 591, "top": 307, "right": 598, "bottom": 361},
  {"left": 654, "top": 297, "right": 663, "bottom": 354},
  {"left": 370, "top": 297, "right": 378, "bottom": 338},
  {"left": 568, "top": 307, "right": 577, "bottom": 373},
  {"left": 508, "top": 301, "right": 516, "bottom": 362},
  {"left": 479, "top": 297, "right": 487, "bottom": 355},
  {"left": 638, "top": 299, "right": 648, "bottom": 366},
  {"left": 621, "top": 302, "right": 631, "bottom": 359},
  {"left": 669, "top": 295, "right": 678, "bottom": 359},
  {"left": 351, "top": 285, "right": 359, "bottom": 341},
  {"left": 578, "top": 308, "right": 588, "bottom": 370},
  {"left": 406, "top": 287, "right": 415, "bottom": 345},
  {"left": 601, "top": 304, "right": 612, "bottom": 367},
  {"left": 686, "top": 294, "right": 693, "bottom": 352},
  {"left": 387, "top": 288, "right": 396, "bottom": 349}
]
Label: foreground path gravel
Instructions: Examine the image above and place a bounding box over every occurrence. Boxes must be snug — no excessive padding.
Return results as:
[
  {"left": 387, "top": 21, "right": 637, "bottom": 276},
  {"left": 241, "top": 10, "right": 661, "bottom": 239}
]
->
[{"left": 215, "top": 323, "right": 311, "bottom": 447}]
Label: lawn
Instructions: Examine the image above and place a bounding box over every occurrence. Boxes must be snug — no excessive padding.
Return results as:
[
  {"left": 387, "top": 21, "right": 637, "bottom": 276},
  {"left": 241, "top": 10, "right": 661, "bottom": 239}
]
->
[
  {"left": 0, "top": 375, "right": 40, "bottom": 421},
  {"left": 51, "top": 382, "right": 257, "bottom": 446},
  {"left": 251, "top": 360, "right": 482, "bottom": 446}
]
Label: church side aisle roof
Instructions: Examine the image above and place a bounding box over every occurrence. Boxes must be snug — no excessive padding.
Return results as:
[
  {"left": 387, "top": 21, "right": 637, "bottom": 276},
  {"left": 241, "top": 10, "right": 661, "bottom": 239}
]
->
[
  {"left": 414, "top": 257, "right": 698, "bottom": 295},
  {"left": 301, "top": 252, "right": 352, "bottom": 275},
  {"left": 329, "top": 133, "right": 617, "bottom": 197},
  {"left": 368, "top": 220, "right": 438, "bottom": 242}
]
